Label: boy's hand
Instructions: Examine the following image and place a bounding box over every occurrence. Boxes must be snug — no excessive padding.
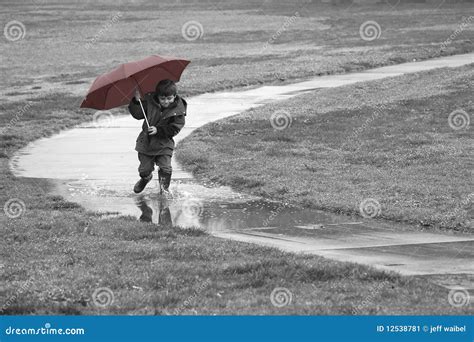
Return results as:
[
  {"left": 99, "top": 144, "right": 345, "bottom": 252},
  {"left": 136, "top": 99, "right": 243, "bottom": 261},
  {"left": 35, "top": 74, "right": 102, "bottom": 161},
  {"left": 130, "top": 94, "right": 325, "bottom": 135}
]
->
[
  {"left": 148, "top": 126, "right": 158, "bottom": 135},
  {"left": 134, "top": 89, "right": 141, "bottom": 101}
]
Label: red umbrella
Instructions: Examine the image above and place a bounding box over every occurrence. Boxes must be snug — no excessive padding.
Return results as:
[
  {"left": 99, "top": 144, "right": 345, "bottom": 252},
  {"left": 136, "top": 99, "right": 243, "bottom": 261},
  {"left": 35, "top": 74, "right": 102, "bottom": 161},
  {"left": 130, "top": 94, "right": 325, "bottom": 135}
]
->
[{"left": 80, "top": 55, "right": 190, "bottom": 127}]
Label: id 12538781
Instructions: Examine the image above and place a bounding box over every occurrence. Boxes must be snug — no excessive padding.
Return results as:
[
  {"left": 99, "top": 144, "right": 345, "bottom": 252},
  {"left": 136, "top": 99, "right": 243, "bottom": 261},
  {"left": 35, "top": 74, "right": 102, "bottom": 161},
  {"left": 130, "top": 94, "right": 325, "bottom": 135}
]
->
[{"left": 376, "top": 325, "right": 420, "bottom": 333}]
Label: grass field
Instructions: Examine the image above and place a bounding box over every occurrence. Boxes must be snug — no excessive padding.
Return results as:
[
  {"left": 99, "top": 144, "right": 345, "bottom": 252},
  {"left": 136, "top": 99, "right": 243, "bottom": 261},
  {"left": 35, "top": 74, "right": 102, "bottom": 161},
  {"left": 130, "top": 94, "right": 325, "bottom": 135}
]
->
[
  {"left": 1, "top": 177, "right": 471, "bottom": 315},
  {"left": 3, "top": 93, "right": 472, "bottom": 315},
  {"left": 1, "top": 0, "right": 473, "bottom": 314},
  {"left": 176, "top": 64, "right": 474, "bottom": 233},
  {"left": 1, "top": 1, "right": 473, "bottom": 99}
]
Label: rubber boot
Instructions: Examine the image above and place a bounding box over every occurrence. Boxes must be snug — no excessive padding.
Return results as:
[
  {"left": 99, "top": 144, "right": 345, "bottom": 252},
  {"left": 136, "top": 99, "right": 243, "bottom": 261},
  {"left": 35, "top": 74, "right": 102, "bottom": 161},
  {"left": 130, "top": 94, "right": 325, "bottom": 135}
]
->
[
  {"left": 133, "top": 173, "right": 153, "bottom": 194},
  {"left": 158, "top": 170, "right": 172, "bottom": 196}
]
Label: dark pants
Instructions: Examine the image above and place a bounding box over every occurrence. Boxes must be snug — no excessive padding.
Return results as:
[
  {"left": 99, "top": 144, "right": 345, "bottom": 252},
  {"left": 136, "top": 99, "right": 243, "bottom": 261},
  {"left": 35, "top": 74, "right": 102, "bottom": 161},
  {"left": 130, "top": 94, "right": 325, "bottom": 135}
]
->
[{"left": 138, "top": 153, "right": 172, "bottom": 178}]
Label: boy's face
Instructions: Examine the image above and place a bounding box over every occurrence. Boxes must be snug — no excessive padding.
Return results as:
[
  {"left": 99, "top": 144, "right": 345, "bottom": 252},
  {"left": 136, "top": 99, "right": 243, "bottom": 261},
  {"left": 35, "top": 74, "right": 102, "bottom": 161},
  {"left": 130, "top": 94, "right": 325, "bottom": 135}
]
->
[{"left": 158, "top": 94, "right": 175, "bottom": 108}]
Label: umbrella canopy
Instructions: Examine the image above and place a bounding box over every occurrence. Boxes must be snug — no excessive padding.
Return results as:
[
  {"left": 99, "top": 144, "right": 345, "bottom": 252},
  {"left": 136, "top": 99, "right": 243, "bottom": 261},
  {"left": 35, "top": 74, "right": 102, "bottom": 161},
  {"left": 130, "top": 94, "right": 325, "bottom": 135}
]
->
[{"left": 80, "top": 55, "right": 190, "bottom": 110}]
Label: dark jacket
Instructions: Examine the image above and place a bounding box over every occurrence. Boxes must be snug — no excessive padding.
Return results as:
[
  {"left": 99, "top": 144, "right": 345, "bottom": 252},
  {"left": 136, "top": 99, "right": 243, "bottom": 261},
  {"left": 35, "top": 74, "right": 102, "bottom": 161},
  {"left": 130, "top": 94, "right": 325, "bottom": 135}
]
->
[{"left": 128, "top": 93, "right": 186, "bottom": 156}]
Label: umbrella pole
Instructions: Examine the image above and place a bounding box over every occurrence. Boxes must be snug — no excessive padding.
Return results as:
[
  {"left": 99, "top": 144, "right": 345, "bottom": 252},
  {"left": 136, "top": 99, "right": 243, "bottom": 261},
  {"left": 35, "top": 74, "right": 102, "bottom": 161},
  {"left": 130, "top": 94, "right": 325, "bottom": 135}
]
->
[
  {"left": 134, "top": 83, "right": 150, "bottom": 129},
  {"left": 137, "top": 98, "right": 150, "bottom": 128}
]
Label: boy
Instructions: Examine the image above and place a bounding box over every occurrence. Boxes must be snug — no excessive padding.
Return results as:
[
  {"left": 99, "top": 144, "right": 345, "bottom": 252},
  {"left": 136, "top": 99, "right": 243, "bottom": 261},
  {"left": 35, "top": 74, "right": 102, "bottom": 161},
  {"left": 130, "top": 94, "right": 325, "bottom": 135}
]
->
[{"left": 128, "top": 79, "right": 187, "bottom": 195}]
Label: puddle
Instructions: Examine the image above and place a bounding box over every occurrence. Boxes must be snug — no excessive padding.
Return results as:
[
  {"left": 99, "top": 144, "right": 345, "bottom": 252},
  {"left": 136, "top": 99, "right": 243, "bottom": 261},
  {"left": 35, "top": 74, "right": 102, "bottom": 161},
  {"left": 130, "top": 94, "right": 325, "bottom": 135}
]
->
[{"left": 9, "top": 52, "right": 474, "bottom": 276}]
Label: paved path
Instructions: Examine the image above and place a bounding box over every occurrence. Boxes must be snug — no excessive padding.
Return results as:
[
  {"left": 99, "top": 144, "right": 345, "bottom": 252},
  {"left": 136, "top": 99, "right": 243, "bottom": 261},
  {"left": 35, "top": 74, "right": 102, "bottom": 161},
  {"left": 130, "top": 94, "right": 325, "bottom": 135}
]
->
[{"left": 10, "top": 53, "right": 474, "bottom": 284}]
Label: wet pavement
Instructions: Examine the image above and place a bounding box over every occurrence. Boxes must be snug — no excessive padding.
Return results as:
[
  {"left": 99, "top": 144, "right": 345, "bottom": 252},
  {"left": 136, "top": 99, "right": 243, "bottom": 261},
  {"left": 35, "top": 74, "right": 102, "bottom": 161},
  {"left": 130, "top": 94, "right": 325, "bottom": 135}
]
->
[{"left": 9, "top": 52, "right": 474, "bottom": 283}]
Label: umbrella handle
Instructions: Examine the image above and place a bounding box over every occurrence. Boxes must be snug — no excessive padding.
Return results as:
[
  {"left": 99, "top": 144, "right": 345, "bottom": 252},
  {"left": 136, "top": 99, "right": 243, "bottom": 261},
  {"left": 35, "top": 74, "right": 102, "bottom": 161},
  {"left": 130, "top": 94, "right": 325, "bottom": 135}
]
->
[{"left": 137, "top": 98, "right": 150, "bottom": 128}]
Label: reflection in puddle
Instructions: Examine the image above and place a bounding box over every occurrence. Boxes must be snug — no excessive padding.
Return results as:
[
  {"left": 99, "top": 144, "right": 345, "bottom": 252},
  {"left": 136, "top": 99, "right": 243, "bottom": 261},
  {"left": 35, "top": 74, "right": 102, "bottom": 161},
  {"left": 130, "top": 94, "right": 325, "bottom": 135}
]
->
[
  {"left": 134, "top": 194, "right": 203, "bottom": 229},
  {"left": 132, "top": 189, "right": 204, "bottom": 228},
  {"left": 131, "top": 188, "right": 351, "bottom": 235},
  {"left": 135, "top": 195, "right": 156, "bottom": 223}
]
